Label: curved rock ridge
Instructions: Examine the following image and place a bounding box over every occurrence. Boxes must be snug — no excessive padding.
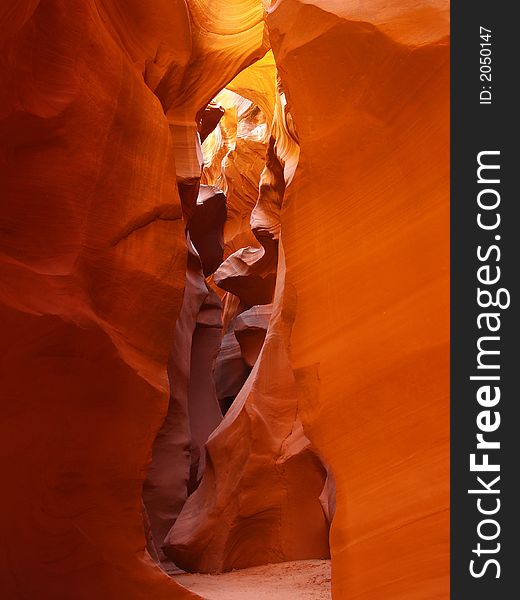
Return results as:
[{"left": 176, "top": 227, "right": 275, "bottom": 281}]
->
[
  {"left": 227, "top": 50, "right": 279, "bottom": 125},
  {"left": 234, "top": 303, "right": 272, "bottom": 367},
  {"left": 204, "top": 81, "right": 286, "bottom": 415},
  {"left": 155, "top": 0, "right": 270, "bottom": 205},
  {"left": 267, "top": 0, "right": 450, "bottom": 598},
  {"left": 1, "top": 1, "right": 449, "bottom": 598},
  {"left": 188, "top": 185, "right": 227, "bottom": 277},
  {"left": 143, "top": 238, "right": 223, "bottom": 564},
  {"left": 0, "top": 0, "right": 269, "bottom": 598},
  {"left": 162, "top": 1, "right": 448, "bottom": 595},
  {"left": 213, "top": 304, "right": 271, "bottom": 413},
  {"left": 141, "top": 0, "right": 273, "bottom": 571},
  {"left": 214, "top": 242, "right": 278, "bottom": 308},
  {"left": 213, "top": 329, "right": 251, "bottom": 414},
  {"left": 164, "top": 52, "right": 332, "bottom": 573},
  {"left": 164, "top": 246, "right": 330, "bottom": 573},
  {"left": 201, "top": 89, "right": 271, "bottom": 260},
  {"left": 293, "top": 0, "right": 449, "bottom": 46}
]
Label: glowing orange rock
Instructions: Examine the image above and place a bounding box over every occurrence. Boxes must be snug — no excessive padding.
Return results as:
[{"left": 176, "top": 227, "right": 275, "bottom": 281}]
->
[
  {"left": 267, "top": 0, "right": 450, "bottom": 598},
  {"left": 1, "top": 0, "right": 449, "bottom": 597},
  {"left": 0, "top": 4, "right": 192, "bottom": 599},
  {"left": 166, "top": 0, "right": 449, "bottom": 594},
  {"left": 164, "top": 250, "right": 330, "bottom": 572},
  {"left": 0, "top": 0, "right": 268, "bottom": 597},
  {"left": 164, "top": 65, "right": 331, "bottom": 573}
]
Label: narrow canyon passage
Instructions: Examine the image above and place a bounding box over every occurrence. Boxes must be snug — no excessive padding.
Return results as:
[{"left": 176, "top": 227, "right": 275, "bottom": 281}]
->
[
  {"left": 142, "top": 68, "right": 334, "bottom": 596},
  {"left": 0, "top": 2, "right": 449, "bottom": 599}
]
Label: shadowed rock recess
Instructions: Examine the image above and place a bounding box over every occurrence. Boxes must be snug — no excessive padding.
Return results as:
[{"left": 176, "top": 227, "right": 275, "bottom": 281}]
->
[{"left": 0, "top": 1, "right": 449, "bottom": 600}]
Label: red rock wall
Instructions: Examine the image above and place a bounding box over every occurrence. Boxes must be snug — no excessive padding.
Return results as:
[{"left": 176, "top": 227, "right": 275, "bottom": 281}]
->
[
  {"left": 0, "top": 0, "right": 267, "bottom": 597},
  {"left": 163, "top": 65, "right": 331, "bottom": 573},
  {"left": 268, "top": 1, "right": 450, "bottom": 598},
  {"left": 0, "top": 2, "right": 193, "bottom": 596},
  {"left": 1, "top": 0, "right": 449, "bottom": 598},
  {"left": 165, "top": 247, "right": 331, "bottom": 573}
]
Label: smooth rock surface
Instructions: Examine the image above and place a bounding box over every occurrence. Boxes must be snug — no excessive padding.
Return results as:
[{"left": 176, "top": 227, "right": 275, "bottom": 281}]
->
[
  {"left": 0, "top": 0, "right": 269, "bottom": 597},
  {"left": 1, "top": 1, "right": 449, "bottom": 599},
  {"left": 268, "top": 1, "right": 450, "bottom": 598}
]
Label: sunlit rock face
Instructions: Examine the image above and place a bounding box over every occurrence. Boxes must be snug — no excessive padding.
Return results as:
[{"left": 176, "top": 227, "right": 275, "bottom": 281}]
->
[
  {"left": 1, "top": 0, "right": 449, "bottom": 598},
  {"left": 201, "top": 87, "right": 271, "bottom": 262},
  {"left": 165, "top": 0, "right": 449, "bottom": 593},
  {"left": 162, "top": 36, "right": 311, "bottom": 584},
  {"left": 164, "top": 247, "right": 331, "bottom": 573},
  {"left": 163, "top": 46, "right": 332, "bottom": 573},
  {"left": 267, "top": 0, "right": 450, "bottom": 598},
  {"left": 0, "top": 0, "right": 267, "bottom": 598}
]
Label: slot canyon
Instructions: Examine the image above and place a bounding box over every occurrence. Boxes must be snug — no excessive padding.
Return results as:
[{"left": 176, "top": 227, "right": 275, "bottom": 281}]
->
[{"left": 0, "top": 1, "right": 449, "bottom": 599}]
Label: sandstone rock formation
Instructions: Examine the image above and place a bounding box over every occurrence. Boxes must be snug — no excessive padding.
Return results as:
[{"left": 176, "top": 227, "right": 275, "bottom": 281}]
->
[
  {"left": 164, "top": 61, "right": 331, "bottom": 572},
  {"left": 267, "top": 1, "right": 450, "bottom": 598},
  {"left": 188, "top": 186, "right": 227, "bottom": 277},
  {"left": 214, "top": 330, "right": 251, "bottom": 414},
  {"left": 234, "top": 304, "right": 272, "bottom": 367},
  {"left": 142, "top": 240, "right": 223, "bottom": 561},
  {"left": 164, "top": 249, "right": 330, "bottom": 572},
  {"left": 165, "top": 0, "right": 449, "bottom": 596},
  {"left": 0, "top": 0, "right": 268, "bottom": 598},
  {"left": 1, "top": 1, "right": 449, "bottom": 599},
  {"left": 201, "top": 88, "right": 270, "bottom": 260}
]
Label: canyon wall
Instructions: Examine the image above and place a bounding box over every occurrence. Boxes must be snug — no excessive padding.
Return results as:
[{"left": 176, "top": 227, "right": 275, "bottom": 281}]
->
[
  {"left": 0, "top": 0, "right": 267, "bottom": 598},
  {"left": 1, "top": 1, "right": 449, "bottom": 599},
  {"left": 268, "top": 1, "right": 450, "bottom": 598},
  {"left": 167, "top": 0, "right": 450, "bottom": 596},
  {"left": 164, "top": 52, "right": 331, "bottom": 573}
]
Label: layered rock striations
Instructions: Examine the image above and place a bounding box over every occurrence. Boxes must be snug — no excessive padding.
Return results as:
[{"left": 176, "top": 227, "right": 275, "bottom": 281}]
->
[
  {"left": 0, "top": 0, "right": 269, "bottom": 598},
  {"left": 164, "top": 248, "right": 331, "bottom": 572},
  {"left": 164, "top": 0, "right": 449, "bottom": 595},
  {"left": 267, "top": 1, "right": 450, "bottom": 598},
  {"left": 164, "top": 59, "right": 331, "bottom": 573},
  {"left": 1, "top": 1, "right": 449, "bottom": 598}
]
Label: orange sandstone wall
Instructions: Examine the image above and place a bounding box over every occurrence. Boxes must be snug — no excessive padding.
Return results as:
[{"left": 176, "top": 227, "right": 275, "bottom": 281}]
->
[
  {"left": 0, "top": 0, "right": 266, "bottom": 597},
  {"left": 267, "top": 1, "right": 450, "bottom": 598},
  {"left": 0, "top": 2, "right": 195, "bottom": 598},
  {"left": 1, "top": 0, "right": 450, "bottom": 597}
]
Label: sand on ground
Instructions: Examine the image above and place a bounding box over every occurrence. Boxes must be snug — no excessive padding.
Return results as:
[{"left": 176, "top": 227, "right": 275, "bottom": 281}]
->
[{"left": 174, "top": 559, "right": 331, "bottom": 600}]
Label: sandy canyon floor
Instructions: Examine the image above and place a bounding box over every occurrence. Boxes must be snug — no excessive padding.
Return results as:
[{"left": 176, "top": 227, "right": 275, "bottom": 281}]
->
[{"left": 174, "top": 559, "right": 331, "bottom": 599}]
